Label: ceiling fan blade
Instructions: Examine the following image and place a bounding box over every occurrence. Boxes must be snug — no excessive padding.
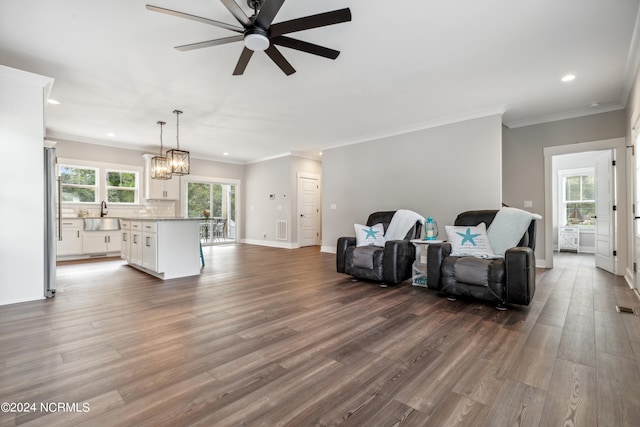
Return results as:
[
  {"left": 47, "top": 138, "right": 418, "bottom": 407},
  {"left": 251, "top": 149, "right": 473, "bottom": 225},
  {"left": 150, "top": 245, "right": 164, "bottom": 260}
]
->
[
  {"left": 233, "top": 48, "right": 254, "bottom": 75},
  {"left": 219, "top": 0, "right": 251, "bottom": 27},
  {"left": 270, "top": 8, "right": 351, "bottom": 37},
  {"left": 146, "top": 4, "right": 244, "bottom": 33},
  {"left": 271, "top": 36, "right": 339, "bottom": 60},
  {"left": 264, "top": 45, "right": 296, "bottom": 75},
  {"left": 254, "top": 0, "right": 286, "bottom": 29},
  {"left": 175, "top": 35, "right": 244, "bottom": 51}
]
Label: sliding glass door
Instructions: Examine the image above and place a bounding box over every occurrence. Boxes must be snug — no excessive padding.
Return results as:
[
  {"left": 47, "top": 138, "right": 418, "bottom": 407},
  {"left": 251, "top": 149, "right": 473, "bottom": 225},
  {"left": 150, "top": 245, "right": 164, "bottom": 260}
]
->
[{"left": 187, "top": 181, "right": 237, "bottom": 245}]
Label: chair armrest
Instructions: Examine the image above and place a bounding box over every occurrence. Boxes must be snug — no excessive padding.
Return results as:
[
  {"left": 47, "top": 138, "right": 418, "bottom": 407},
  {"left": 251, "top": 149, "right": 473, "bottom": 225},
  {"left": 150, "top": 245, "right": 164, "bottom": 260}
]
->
[
  {"left": 427, "top": 242, "right": 451, "bottom": 290},
  {"left": 504, "top": 247, "right": 535, "bottom": 305},
  {"left": 382, "top": 240, "right": 416, "bottom": 284},
  {"left": 336, "top": 237, "right": 356, "bottom": 273}
]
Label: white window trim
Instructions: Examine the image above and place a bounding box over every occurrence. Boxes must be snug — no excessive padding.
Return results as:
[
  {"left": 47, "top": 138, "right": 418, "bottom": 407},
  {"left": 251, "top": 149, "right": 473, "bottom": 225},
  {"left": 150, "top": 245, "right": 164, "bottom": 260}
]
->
[
  {"left": 58, "top": 158, "right": 143, "bottom": 206},
  {"left": 58, "top": 163, "right": 99, "bottom": 204},
  {"left": 558, "top": 167, "right": 595, "bottom": 228},
  {"left": 105, "top": 168, "right": 140, "bottom": 205}
]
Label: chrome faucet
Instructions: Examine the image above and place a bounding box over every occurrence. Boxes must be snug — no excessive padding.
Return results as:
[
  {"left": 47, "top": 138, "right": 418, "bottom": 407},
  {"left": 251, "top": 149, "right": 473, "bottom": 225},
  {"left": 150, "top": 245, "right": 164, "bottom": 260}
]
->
[{"left": 100, "top": 201, "right": 108, "bottom": 217}]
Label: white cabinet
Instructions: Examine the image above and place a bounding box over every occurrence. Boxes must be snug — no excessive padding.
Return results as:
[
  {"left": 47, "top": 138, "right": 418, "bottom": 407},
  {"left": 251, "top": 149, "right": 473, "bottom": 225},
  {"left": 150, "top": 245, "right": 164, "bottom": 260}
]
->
[
  {"left": 559, "top": 226, "right": 580, "bottom": 252},
  {"left": 82, "top": 231, "right": 121, "bottom": 254},
  {"left": 142, "top": 221, "right": 158, "bottom": 271},
  {"left": 142, "top": 154, "right": 180, "bottom": 200},
  {"left": 130, "top": 221, "right": 143, "bottom": 265},
  {"left": 57, "top": 219, "right": 83, "bottom": 256},
  {"left": 120, "top": 220, "right": 131, "bottom": 261},
  {"left": 122, "top": 219, "right": 200, "bottom": 280}
]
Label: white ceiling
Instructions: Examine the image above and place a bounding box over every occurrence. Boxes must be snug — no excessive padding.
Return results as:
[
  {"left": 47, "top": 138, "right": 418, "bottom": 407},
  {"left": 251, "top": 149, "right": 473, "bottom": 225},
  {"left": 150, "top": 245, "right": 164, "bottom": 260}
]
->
[{"left": 1, "top": 0, "right": 639, "bottom": 164}]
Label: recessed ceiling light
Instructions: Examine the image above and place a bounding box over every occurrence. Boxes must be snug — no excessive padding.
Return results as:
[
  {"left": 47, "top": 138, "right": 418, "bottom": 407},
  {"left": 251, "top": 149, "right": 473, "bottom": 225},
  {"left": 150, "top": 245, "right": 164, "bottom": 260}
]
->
[
  {"left": 319, "top": 152, "right": 323, "bottom": 156},
  {"left": 223, "top": 152, "right": 229, "bottom": 156},
  {"left": 107, "top": 133, "right": 115, "bottom": 137},
  {"left": 47, "top": 99, "right": 60, "bottom": 105},
  {"left": 561, "top": 74, "right": 576, "bottom": 82},
  {"left": 590, "top": 102, "right": 600, "bottom": 108}
]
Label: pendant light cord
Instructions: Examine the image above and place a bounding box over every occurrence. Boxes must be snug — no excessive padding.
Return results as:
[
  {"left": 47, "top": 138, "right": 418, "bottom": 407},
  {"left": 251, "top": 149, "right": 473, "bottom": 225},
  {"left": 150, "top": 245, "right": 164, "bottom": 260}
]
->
[
  {"left": 174, "top": 110, "right": 182, "bottom": 150},
  {"left": 157, "top": 121, "right": 165, "bottom": 154}
]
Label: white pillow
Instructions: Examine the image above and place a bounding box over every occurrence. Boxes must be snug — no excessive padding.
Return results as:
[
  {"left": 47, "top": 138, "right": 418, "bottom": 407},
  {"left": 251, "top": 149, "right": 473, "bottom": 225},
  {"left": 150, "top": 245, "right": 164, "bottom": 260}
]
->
[
  {"left": 487, "top": 207, "right": 542, "bottom": 256},
  {"left": 445, "top": 223, "right": 495, "bottom": 257},
  {"left": 355, "top": 223, "right": 386, "bottom": 247}
]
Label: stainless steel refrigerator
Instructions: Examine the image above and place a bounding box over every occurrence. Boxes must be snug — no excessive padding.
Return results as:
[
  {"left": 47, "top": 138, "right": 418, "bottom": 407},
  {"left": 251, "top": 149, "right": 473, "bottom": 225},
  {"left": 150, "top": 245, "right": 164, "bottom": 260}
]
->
[{"left": 44, "top": 145, "right": 57, "bottom": 297}]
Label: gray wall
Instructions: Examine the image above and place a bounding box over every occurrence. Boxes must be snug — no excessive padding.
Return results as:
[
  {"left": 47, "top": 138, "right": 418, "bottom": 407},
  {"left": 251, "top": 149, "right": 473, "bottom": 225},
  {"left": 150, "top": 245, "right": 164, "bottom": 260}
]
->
[
  {"left": 503, "top": 110, "right": 626, "bottom": 263},
  {"left": 243, "top": 155, "right": 321, "bottom": 245},
  {"left": 321, "top": 114, "right": 503, "bottom": 252}
]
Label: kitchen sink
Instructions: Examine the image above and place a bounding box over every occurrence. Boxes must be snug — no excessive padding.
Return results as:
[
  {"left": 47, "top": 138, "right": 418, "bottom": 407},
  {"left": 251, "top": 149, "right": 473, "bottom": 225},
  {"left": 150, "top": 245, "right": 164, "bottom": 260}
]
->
[{"left": 84, "top": 218, "right": 121, "bottom": 231}]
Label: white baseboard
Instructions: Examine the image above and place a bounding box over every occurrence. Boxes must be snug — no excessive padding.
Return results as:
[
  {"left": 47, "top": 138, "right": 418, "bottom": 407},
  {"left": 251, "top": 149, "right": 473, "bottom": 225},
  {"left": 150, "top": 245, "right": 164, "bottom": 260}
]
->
[
  {"left": 242, "top": 239, "right": 300, "bottom": 249},
  {"left": 321, "top": 245, "right": 337, "bottom": 254},
  {"left": 536, "top": 258, "right": 549, "bottom": 269},
  {"left": 625, "top": 267, "right": 635, "bottom": 289}
]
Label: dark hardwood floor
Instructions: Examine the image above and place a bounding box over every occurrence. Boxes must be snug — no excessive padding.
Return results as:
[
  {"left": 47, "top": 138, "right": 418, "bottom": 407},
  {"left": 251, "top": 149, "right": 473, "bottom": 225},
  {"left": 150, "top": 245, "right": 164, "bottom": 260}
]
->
[{"left": 1, "top": 246, "right": 640, "bottom": 426}]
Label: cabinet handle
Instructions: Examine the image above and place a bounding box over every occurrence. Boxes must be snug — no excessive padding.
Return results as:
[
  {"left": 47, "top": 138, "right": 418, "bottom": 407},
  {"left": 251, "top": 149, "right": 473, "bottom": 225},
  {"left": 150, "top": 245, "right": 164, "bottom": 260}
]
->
[
  {"left": 77, "top": 230, "right": 79, "bottom": 238},
  {"left": 123, "top": 233, "right": 127, "bottom": 242},
  {"left": 146, "top": 237, "right": 150, "bottom": 247},
  {"left": 133, "top": 235, "right": 138, "bottom": 244}
]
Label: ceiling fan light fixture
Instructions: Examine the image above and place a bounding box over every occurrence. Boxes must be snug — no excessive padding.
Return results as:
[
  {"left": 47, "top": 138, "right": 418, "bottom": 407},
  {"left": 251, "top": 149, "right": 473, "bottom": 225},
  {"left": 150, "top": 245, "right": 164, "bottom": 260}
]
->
[{"left": 244, "top": 28, "right": 269, "bottom": 51}]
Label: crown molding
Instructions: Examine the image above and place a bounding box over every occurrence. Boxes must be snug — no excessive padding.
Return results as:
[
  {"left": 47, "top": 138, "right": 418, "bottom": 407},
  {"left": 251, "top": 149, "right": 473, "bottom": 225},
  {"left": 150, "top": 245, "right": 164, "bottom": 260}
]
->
[
  {"left": 320, "top": 105, "right": 508, "bottom": 152},
  {"left": 503, "top": 103, "right": 625, "bottom": 129}
]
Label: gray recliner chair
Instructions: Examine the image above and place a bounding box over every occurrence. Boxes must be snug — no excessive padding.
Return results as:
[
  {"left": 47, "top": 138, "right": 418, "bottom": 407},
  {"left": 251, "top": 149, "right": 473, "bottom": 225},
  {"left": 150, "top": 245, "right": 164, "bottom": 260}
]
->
[
  {"left": 336, "top": 211, "right": 422, "bottom": 286},
  {"left": 427, "top": 210, "right": 537, "bottom": 309}
]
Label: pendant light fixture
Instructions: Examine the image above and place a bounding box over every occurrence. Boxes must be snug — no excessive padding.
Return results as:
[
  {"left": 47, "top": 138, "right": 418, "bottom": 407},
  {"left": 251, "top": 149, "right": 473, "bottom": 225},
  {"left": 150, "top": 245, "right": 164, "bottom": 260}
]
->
[
  {"left": 151, "top": 121, "right": 172, "bottom": 180},
  {"left": 166, "top": 109, "right": 190, "bottom": 176}
]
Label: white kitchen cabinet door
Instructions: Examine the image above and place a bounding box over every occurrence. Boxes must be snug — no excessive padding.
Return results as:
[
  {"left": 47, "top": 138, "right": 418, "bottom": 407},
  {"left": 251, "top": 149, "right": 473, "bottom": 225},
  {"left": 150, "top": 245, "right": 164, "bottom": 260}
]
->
[
  {"left": 57, "top": 224, "right": 82, "bottom": 256},
  {"left": 143, "top": 154, "right": 180, "bottom": 200},
  {"left": 82, "top": 231, "right": 121, "bottom": 254},
  {"left": 142, "top": 232, "right": 158, "bottom": 272},
  {"left": 130, "top": 222, "right": 143, "bottom": 265}
]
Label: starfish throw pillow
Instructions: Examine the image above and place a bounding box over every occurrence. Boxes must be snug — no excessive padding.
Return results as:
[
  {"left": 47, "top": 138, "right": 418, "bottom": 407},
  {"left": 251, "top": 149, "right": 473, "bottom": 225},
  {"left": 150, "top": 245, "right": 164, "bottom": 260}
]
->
[
  {"left": 445, "top": 222, "right": 495, "bottom": 257},
  {"left": 354, "top": 223, "right": 386, "bottom": 247}
]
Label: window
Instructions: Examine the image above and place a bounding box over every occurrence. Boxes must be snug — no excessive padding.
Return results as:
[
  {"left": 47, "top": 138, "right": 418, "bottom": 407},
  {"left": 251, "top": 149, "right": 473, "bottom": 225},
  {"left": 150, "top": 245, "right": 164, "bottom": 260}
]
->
[
  {"left": 563, "top": 174, "right": 595, "bottom": 226},
  {"left": 59, "top": 160, "right": 141, "bottom": 205},
  {"left": 186, "top": 180, "right": 238, "bottom": 245},
  {"left": 106, "top": 170, "right": 138, "bottom": 204},
  {"left": 59, "top": 165, "right": 98, "bottom": 203}
]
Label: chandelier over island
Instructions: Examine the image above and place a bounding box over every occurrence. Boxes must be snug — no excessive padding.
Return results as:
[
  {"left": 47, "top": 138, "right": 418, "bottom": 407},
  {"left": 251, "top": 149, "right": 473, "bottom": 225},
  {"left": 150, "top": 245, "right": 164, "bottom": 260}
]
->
[
  {"left": 150, "top": 121, "right": 171, "bottom": 180},
  {"left": 166, "top": 109, "right": 190, "bottom": 176},
  {"left": 151, "top": 109, "right": 191, "bottom": 180}
]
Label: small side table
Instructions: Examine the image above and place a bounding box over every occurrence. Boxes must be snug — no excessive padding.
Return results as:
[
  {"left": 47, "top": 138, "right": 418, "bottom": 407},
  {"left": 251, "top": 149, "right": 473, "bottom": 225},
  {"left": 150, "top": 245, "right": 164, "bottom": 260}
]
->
[{"left": 410, "top": 239, "right": 443, "bottom": 287}]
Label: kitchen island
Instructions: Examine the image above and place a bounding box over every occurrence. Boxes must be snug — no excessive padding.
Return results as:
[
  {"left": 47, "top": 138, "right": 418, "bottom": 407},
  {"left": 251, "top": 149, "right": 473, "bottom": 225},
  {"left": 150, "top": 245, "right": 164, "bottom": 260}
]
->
[{"left": 120, "top": 218, "right": 201, "bottom": 280}]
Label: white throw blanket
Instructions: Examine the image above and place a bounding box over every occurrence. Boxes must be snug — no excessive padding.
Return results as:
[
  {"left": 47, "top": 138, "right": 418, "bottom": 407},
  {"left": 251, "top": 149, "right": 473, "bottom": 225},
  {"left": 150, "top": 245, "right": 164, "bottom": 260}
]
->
[
  {"left": 488, "top": 207, "right": 542, "bottom": 256},
  {"left": 385, "top": 209, "right": 425, "bottom": 241}
]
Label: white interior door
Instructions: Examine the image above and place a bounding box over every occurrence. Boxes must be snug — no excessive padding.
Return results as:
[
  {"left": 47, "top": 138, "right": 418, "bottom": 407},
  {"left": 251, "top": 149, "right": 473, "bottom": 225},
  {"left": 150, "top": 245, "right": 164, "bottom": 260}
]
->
[
  {"left": 298, "top": 176, "right": 319, "bottom": 247},
  {"left": 594, "top": 149, "right": 615, "bottom": 274}
]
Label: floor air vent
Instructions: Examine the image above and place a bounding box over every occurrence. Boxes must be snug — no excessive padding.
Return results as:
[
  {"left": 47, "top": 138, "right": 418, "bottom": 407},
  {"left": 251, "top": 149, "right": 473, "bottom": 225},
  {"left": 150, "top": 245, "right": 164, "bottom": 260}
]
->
[{"left": 616, "top": 305, "right": 638, "bottom": 315}]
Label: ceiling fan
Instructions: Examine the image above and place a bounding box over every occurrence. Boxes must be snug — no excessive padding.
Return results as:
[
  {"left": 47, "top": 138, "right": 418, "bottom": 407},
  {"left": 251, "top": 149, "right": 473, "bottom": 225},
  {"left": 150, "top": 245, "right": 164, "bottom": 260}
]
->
[{"left": 146, "top": 0, "right": 352, "bottom": 75}]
